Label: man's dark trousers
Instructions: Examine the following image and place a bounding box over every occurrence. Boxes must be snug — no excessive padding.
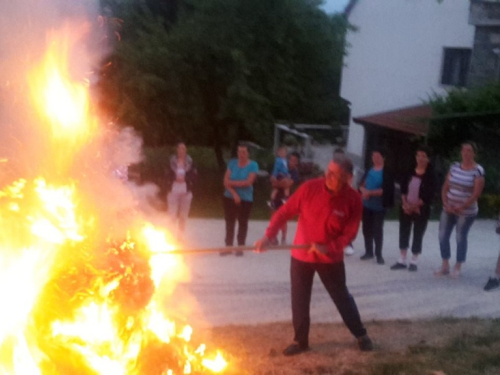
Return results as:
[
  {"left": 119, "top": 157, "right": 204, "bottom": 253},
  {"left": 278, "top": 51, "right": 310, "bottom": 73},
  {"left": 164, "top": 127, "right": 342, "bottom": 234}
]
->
[{"left": 290, "top": 257, "right": 367, "bottom": 348}]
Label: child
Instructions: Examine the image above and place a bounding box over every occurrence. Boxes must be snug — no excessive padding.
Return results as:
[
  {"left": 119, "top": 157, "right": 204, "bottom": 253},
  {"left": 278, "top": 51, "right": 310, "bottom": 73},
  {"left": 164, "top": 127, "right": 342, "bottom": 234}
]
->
[{"left": 269, "top": 146, "right": 290, "bottom": 209}]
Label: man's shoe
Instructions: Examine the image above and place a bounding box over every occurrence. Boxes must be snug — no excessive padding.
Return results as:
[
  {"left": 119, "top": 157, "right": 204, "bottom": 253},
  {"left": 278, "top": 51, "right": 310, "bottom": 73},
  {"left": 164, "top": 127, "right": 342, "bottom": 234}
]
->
[
  {"left": 235, "top": 250, "right": 244, "bottom": 256},
  {"left": 219, "top": 251, "right": 232, "bottom": 256},
  {"left": 357, "top": 335, "right": 373, "bottom": 351},
  {"left": 408, "top": 263, "right": 418, "bottom": 272},
  {"left": 344, "top": 245, "right": 355, "bottom": 256},
  {"left": 360, "top": 253, "right": 374, "bottom": 260},
  {"left": 484, "top": 277, "right": 500, "bottom": 291},
  {"left": 390, "top": 262, "right": 407, "bottom": 270},
  {"left": 376, "top": 257, "right": 385, "bottom": 265},
  {"left": 282, "top": 343, "right": 310, "bottom": 356}
]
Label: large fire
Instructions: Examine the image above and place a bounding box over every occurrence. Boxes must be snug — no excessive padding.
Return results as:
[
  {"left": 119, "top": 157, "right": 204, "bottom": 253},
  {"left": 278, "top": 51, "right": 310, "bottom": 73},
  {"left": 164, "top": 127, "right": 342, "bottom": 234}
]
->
[{"left": 0, "top": 25, "right": 227, "bottom": 375}]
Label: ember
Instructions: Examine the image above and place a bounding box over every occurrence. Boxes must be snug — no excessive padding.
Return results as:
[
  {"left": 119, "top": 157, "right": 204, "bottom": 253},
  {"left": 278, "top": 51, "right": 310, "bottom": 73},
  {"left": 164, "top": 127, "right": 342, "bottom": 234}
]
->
[{"left": 0, "top": 7, "right": 227, "bottom": 375}]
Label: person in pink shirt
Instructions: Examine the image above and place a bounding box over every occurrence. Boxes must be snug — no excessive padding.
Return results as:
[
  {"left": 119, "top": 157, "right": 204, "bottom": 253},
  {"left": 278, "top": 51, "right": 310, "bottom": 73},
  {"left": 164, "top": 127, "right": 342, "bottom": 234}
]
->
[{"left": 255, "top": 154, "right": 372, "bottom": 356}]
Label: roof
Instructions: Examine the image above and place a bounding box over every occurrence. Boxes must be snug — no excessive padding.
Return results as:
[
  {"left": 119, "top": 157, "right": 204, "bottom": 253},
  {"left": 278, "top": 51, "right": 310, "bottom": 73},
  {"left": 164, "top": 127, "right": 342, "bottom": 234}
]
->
[{"left": 352, "top": 104, "right": 432, "bottom": 136}]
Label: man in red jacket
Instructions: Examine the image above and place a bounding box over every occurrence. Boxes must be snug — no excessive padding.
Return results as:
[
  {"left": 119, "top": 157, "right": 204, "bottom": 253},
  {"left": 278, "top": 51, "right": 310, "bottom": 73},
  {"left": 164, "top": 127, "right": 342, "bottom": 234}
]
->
[{"left": 255, "top": 155, "right": 373, "bottom": 355}]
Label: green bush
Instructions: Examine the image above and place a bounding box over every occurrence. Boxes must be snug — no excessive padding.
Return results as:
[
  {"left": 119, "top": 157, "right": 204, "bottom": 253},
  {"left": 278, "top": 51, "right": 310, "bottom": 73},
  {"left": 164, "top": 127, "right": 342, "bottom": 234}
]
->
[
  {"left": 252, "top": 148, "right": 275, "bottom": 173},
  {"left": 479, "top": 194, "right": 500, "bottom": 218}
]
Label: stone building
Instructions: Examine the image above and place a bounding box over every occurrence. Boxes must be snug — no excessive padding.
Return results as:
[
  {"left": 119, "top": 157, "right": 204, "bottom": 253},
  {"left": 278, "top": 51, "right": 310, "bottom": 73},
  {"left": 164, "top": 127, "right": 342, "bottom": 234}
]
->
[{"left": 468, "top": 0, "right": 500, "bottom": 87}]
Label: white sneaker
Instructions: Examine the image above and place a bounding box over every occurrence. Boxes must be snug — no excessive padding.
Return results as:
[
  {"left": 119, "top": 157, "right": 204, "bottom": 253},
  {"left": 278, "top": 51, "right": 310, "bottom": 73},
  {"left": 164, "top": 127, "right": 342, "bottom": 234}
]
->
[{"left": 344, "top": 245, "right": 355, "bottom": 256}]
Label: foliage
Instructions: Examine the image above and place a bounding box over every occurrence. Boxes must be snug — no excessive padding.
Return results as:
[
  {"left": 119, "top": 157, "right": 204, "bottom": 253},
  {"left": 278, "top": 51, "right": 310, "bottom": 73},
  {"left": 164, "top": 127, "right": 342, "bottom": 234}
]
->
[
  {"left": 428, "top": 83, "right": 500, "bottom": 204},
  {"left": 97, "top": 0, "right": 351, "bottom": 169}
]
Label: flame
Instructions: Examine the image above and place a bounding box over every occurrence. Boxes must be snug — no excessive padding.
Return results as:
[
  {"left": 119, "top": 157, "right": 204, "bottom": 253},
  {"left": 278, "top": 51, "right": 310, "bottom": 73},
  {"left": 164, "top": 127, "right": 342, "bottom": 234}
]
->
[
  {"left": 0, "top": 24, "right": 228, "bottom": 375},
  {"left": 28, "top": 26, "right": 98, "bottom": 175}
]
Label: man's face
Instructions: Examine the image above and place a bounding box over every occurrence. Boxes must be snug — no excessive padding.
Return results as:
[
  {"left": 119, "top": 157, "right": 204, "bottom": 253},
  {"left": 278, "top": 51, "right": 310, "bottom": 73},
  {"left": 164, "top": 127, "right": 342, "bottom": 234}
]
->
[{"left": 325, "top": 161, "right": 348, "bottom": 194}]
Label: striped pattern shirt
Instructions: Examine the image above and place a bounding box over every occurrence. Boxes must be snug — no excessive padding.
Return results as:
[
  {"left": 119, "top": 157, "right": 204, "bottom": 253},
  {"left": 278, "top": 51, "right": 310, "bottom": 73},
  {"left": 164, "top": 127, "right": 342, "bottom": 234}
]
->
[{"left": 446, "top": 162, "right": 484, "bottom": 216}]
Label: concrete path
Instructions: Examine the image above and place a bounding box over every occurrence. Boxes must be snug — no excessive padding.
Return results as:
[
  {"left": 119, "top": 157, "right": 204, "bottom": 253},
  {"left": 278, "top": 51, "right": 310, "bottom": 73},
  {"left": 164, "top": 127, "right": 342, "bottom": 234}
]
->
[{"left": 168, "top": 218, "right": 500, "bottom": 327}]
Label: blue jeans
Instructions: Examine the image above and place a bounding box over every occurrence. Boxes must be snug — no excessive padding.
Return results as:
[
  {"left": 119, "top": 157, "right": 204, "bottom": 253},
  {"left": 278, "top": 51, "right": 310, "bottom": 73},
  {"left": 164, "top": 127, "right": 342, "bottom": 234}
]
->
[{"left": 438, "top": 210, "right": 476, "bottom": 263}]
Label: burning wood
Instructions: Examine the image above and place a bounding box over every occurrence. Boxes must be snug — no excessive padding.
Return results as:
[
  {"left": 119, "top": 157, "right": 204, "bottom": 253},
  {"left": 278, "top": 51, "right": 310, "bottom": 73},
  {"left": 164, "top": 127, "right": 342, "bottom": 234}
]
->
[{"left": 0, "top": 14, "right": 227, "bottom": 375}]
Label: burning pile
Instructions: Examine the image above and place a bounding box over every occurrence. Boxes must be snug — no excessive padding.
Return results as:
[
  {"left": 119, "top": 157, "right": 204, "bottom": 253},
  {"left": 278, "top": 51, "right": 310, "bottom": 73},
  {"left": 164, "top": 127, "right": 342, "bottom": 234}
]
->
[{"left": 0, "top": 18, "right": 227, "bottom": 375}]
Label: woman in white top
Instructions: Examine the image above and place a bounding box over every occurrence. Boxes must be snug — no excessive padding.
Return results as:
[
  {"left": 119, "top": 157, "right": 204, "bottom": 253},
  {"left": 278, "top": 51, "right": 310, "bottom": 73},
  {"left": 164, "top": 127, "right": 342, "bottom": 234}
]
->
[
  {"left": 435, "top": 141, "right": 485, "bottom": 278},
  {"left": 166, "top": 142, "right": 197, "bottom": 241}
]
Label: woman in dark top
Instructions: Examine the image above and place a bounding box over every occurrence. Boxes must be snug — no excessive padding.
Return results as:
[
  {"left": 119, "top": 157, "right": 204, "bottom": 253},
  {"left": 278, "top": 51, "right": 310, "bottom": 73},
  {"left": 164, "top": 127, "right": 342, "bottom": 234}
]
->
[{"left": 390, "top": 146, "right": 435, "bottom": 272}]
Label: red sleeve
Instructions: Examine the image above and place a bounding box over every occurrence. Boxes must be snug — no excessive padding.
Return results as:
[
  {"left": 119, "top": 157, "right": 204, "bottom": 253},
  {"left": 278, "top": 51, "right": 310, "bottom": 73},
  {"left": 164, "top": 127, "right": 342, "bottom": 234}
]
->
[
  {"left": 264, "top": 182, "right": 307, "bottom": 239},
  {"left": 327, "top": 190, "right": 362, "bottom": 255}
]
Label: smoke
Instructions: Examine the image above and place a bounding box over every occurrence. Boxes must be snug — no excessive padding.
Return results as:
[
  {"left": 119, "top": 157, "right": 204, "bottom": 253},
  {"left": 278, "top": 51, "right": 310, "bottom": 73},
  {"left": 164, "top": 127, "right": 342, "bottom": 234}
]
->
[
  {"left": 0, "top": 0, "right": 157, "bottom": 212},
  {"left": 0, "top": 1, "right": 212, "bottom": 352},
  {"left": 0, "top": 0, "right": 98, "bottom": 177}
]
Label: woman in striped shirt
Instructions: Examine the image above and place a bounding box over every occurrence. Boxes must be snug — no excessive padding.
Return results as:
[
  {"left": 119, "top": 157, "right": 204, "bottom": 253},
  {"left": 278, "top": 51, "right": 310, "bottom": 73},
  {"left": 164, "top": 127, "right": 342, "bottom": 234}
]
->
[{"left": 435, "top": 141, "right": 485, "bottom": 278}]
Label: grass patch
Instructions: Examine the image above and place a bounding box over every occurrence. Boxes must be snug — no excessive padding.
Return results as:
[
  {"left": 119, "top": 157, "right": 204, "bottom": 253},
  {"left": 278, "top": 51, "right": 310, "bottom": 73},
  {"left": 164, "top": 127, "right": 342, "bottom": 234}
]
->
[{"left": 203, "top": 318, "right": 500, "bottom": 375}]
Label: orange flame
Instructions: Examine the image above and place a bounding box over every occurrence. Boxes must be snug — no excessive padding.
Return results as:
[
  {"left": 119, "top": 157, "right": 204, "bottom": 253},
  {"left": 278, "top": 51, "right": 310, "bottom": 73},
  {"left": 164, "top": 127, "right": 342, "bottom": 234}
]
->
[
  {"left": 28, "top": 26, "right": 98, "bottom": 175},
  {"left": 0, "top": 24, "right": 228, "bottom": 375}
]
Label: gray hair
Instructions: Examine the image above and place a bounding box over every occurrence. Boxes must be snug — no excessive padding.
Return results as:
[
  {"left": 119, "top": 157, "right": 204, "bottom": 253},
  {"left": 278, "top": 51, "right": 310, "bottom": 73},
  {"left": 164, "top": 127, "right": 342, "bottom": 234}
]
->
[{"left": 332, "top": 154, "right": 354, "bottom": 175}]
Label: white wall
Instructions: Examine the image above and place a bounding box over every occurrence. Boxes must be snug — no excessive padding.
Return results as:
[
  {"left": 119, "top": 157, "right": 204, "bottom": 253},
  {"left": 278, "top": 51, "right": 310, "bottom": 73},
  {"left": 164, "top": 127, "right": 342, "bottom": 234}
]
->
[{"left": 340, "top": 0, "right": 475, "bottom": 159}]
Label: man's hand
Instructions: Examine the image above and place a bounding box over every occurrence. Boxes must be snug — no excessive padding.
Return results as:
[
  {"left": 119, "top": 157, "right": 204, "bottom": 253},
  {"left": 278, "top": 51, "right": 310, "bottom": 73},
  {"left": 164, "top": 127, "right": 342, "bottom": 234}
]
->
[
  {"left": 309, "top": 243, "right": 328, "bottom": 255},
  {"left": 254, "top": 236, "right": 270, "bottom": 253}
]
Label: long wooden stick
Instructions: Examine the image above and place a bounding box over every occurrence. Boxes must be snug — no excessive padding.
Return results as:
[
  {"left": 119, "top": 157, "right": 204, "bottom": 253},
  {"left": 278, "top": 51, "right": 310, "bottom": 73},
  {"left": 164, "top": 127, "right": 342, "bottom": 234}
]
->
[{"left": 158, "top": 244, "right": 309, "bottom": 255}]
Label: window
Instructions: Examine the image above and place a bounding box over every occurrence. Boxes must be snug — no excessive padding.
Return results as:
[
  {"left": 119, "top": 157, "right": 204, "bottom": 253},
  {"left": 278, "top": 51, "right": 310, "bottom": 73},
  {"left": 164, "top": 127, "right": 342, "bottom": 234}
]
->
[{"left": 441, "top": 48, "right": 471, "bottom": 87}]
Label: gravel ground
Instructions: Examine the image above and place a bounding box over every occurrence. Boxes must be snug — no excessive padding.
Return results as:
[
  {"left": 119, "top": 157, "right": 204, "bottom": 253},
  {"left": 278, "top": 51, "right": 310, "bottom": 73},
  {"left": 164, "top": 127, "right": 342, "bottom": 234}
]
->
[{"left": 167, "top": 218, "right": 500, "bottom": 328}]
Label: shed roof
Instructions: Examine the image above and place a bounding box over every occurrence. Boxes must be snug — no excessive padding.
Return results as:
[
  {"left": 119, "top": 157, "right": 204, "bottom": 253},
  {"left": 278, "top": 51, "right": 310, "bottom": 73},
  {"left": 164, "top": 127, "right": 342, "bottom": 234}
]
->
[{"left": 353, "top": 104, "right": 432, "bottom": 136}]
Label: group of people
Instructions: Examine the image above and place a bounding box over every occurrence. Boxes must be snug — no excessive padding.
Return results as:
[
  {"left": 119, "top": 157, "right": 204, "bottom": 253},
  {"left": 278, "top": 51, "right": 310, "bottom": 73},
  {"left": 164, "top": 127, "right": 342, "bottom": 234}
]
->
[
  {"left": 221, "top": 143, "right": 301, "bottom": 254},
  {"left": 164, "top": 142, "right": 301, "bottom": 252},
  {"left": 253, "top": 140, "right": 497, "bottom": 357},
  {"left": 355, "top": 141, "right": 488, "bottom": 285},
  {"left": 165, "top": 140, "right": 498, "bottom": 357}
]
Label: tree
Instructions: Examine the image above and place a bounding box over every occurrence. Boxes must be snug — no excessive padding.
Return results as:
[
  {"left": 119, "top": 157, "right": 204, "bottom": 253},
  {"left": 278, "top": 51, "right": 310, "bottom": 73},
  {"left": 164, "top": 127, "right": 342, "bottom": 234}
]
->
[
  {"left": 97, "top": 0, "right": 350, "bottom": 170},
  {"left": 428, "top": 83, "right": 500, "bottom": 194}
]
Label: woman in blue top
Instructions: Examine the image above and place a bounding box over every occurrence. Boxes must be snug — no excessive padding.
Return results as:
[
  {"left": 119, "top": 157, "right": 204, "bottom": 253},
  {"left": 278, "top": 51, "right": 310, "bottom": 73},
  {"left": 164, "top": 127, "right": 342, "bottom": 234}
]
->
[
  {"left": 221, "top": 143, "right": 259, "bottom": 256},
  {"left": 359, "top": 148, "right": 394, "bottom": 265}
]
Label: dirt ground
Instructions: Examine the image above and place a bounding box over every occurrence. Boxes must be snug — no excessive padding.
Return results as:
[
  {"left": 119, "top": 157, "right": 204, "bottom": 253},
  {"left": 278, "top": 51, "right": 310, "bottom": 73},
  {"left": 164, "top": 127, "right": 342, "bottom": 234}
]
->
[
  {"left": 173, "top": 218, "right": 500, "bottom": 328},
  {"left": 163, "top": 218, "right": 500, "bottom": 374},
  {"left": 202, "top": 318, "right": 499, "bottom": 375}
]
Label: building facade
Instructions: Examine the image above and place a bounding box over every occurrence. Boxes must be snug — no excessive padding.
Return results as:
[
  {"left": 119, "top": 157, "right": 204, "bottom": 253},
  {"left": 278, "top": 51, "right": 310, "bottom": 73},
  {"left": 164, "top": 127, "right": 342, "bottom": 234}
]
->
[{"left": 340, "top": 0, "right": 475, "bottom": 176}]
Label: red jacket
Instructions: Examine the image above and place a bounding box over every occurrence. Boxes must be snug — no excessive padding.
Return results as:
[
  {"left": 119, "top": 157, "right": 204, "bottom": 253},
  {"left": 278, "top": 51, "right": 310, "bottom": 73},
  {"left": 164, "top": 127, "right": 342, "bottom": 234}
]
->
[{"left": 265, "top": 178, "right": 362, "bottom": 264}]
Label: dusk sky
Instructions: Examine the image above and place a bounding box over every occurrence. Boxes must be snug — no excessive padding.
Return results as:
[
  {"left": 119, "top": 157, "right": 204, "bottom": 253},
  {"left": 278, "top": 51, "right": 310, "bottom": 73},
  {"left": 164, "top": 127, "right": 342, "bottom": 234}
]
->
[{"left": 322, "top": 0, "right": 350, "bottom": 14}]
